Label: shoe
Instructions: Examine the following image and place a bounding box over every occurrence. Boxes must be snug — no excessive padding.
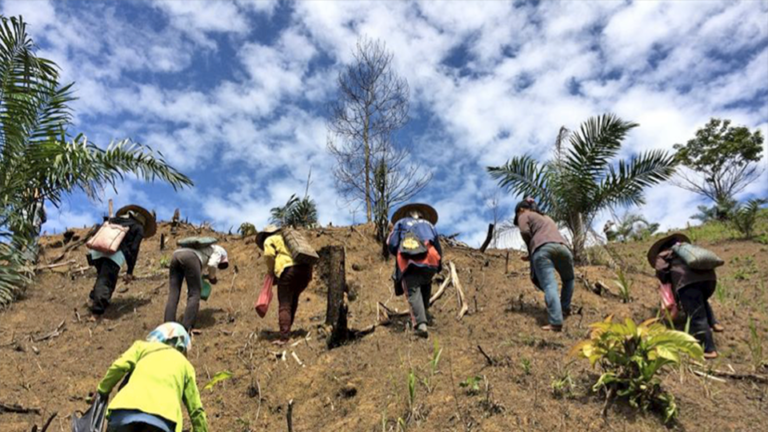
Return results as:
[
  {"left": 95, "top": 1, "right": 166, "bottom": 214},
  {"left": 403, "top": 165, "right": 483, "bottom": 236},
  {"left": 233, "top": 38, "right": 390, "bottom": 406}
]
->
[
  {"left": 703, "top": 351, "right": 719, "bottom": 360},
  {"left": 415, "top": 323, "right": 429, "bottom": 338},
  {"left": 541, "top": 324, "right": 562, "bottom": 332},
  {"left": 562, "top": 308, "right": 572, "bottom": 318},
  {"left": 712, "top": 323, "right": 725, "bottom": 333}
]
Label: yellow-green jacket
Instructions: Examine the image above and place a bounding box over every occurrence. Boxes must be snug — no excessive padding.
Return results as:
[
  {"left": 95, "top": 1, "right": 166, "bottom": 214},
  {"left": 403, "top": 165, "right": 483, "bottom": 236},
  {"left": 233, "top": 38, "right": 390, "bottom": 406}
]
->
[
  {"left": 263, "top": 234, "right": 296, "bottom": 278},
  {"left": 97, "top": 340, "right": 208, "bottom": 432}
]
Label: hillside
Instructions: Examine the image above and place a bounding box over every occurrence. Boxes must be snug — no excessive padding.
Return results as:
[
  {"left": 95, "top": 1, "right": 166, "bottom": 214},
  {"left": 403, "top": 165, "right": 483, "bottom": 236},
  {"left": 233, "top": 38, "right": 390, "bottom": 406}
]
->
[{"left": 1, "top": 220, "right": 767, "bottom": 431}]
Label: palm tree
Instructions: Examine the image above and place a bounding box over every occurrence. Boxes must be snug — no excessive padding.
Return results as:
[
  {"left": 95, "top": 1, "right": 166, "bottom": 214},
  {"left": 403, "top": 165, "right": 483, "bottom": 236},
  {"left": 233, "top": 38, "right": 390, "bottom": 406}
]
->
[
  {"left": 270, "top": 194, "right": 318, "bottom": 228},
  {"left": 0, "top": 16, "right": 193, "bottom": 305},
  {"left": 487, "top": 114, "right": 676, "bottom": 263}
]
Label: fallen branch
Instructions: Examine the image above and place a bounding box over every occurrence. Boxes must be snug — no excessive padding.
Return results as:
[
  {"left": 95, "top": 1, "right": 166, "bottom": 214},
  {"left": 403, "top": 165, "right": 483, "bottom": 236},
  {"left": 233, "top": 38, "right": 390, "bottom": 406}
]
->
[
  {"left": 428, "top": 273, "right": 452, "bottom": 306},
  {"left": 35, "top": 260, "right": 75, "bottom": 271},
  {"left": 33, "top": 320, "right": 65, "bottom": 342},
  {"left": 693, "top": 370, "right": 727, "bottom": 383},
  {"left": 0, "top": 401, "right": 41, "bottom": 414},
  {"left": 697, "top": 368, "right": 768, "bottom": 384},
  {"left": 449, "top": 262, "right": 469, "bottom": 320},
  {"left": 291, "top": 351, "right": 305, "bottom": 368},
  {"left": 377, "top": 302, "right": 409, "bottom": 325},
  {"left": 52, "top": 224, "right": 99, "bottom": 263}
]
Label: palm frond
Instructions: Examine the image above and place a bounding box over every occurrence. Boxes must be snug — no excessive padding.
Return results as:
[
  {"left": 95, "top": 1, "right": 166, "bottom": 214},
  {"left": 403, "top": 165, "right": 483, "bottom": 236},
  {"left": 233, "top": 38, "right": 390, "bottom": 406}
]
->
[
  {"left": 597, "top": 149, "right": 677, "bottom": 208},
  {"left": 487, "top": 155, "right": 553, "bottom": 212}
]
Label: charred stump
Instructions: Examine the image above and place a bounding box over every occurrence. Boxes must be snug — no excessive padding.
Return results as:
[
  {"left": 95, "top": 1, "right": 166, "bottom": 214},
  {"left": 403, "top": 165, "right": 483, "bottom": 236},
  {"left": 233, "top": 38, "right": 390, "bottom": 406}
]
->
[
  {"left": 479, "top": 223, "right": 495, "bottom": 253},
  {"left": 318, "top": 245, "right": 349, "bottom": 349}
]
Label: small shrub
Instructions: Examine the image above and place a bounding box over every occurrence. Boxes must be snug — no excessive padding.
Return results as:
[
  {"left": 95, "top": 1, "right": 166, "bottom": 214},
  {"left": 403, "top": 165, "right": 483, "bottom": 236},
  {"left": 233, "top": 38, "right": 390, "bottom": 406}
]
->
[
  {"left": 551, "top": 370, "right": 575, "bottom": 399},
  {"left": 571, "top": 316, "right": 703, "bottom": 423},
  {"left": 520, "top": 358, "right": 532, "bottom": 375},
  {"left": 715, "top": 281, "right": 729, "bottom": 303},
  {"left": 459, "top": 375, "right": 483, "bottom": 395},
  {"left": 238, "top": 222, "right": 257, "bottom": 238},
  {"left": 159, "top": 256, "right": 171, "bottom": 269},
  {"left": 732, "top": 199, "right": 767, "bottom": 238}
]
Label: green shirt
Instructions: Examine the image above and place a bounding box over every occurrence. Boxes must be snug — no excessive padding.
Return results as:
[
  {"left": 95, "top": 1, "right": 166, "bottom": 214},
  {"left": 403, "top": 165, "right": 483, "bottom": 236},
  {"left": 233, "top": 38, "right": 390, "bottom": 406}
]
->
[{"left": 98, "top": 341, "right": 208, "bottom": 432}]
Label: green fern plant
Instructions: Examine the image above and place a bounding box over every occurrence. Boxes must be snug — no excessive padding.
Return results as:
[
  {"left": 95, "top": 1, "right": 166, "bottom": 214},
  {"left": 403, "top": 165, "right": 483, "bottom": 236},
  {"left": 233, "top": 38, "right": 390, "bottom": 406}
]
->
[{"left": 571, "top": 316, "right": 703, "bottom": 423}]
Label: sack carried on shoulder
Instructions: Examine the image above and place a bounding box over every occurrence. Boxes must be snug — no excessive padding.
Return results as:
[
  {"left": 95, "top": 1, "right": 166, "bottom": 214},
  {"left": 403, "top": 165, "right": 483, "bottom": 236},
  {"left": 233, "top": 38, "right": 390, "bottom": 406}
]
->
[
  {"left": 177, "top": 236, "right": 218, "bottom": 249},
  {"left": 86, "top": 222, "right": 129, "bottom": 254},
  {"left": 282, "top": 228, "right": 319, "bottom": 265},
  {"left": 672, "top": 243, "right": 724, "bottom": 270}
]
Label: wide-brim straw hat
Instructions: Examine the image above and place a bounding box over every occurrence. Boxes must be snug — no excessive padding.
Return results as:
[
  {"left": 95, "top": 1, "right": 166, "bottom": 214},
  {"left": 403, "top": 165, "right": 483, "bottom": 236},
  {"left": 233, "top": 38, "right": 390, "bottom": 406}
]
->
[
  {"left": 391, "top": 203, "right": 438, "bottom": 225},
  {"left": 116, "top": 204, "right": 157, "bottom": 238},
  {"left": 647, "top": 233, "right": 690, "bottom": 267},
  {"left": 256, "top": 224, "right": 281, "bottom": 250}
]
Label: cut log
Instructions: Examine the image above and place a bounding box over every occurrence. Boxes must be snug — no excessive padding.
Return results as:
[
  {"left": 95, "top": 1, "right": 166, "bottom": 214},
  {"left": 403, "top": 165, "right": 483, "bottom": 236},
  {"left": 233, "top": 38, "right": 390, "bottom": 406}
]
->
[
  {"left": 318, "top": 245, "right": 349, "bottom": 349},
  {"left": 0, "top": 401, "right": 41, "bottom": 414},
  {"left": 479, "top": 223, "right": 495, "bottom": 253}
]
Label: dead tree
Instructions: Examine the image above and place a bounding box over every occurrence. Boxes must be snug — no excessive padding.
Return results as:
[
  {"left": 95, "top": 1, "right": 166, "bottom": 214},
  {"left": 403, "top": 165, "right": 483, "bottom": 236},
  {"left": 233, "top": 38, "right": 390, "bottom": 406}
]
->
[
  {"left": 479, "top": 224, "right": 495, "bottom": 253},
  {"left": 328, "top": 36, "right": 428, "bottom": 225},
  {"left": 318, "top": 246, "right": 349, "bottom": 348}
]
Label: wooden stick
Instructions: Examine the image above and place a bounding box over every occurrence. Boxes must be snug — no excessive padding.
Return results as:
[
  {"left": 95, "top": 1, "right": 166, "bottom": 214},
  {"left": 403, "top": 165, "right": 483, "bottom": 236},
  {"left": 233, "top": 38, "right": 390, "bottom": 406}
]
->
[
  {"left": 693, "top": 370, "right": 727, "bottom": 383},
  {"left": 35, "top": 260, "right": 75, "bottom": 271},
  {"left": 428, "top": 273, "right": 452, "bottom": 305},
  {"left": 698, "top": 369, "right": 768, "bottom": 383},
  {"left": 449, "top": 262, "right": 469, "bottom": 319},
  {"left": 33, "top": 320, "right": 65, "bottom": 342},
  {"left": 291, "top": 351, "right": 305, "bottom": 368},
  {"left": 287, "top": 399, "right": 294, "bottom": 432},
  {"left": 479, "top": 223, "right": 495, "bottom": 253},
  {"left": 477, "top": 345, "right": 495, "bottom": 366},
  {"left": 108, "top": 199, "right": 114, "bottom": 218},
  {"left": 0, "top": 402, "right": 41, "bottom": 414}
]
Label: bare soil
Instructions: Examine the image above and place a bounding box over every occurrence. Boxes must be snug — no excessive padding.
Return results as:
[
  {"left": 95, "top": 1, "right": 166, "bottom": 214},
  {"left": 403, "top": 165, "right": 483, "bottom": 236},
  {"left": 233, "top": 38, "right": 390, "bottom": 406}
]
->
[{"left": 1, "top": 222, "right": 767, "bottom": 431}]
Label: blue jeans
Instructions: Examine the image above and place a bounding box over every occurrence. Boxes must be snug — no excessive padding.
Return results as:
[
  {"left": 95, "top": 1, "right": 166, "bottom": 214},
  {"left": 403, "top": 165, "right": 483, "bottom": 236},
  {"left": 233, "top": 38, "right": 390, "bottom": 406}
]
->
[{"left": 532, "top": 243, "right": 575, "bottom": 326}]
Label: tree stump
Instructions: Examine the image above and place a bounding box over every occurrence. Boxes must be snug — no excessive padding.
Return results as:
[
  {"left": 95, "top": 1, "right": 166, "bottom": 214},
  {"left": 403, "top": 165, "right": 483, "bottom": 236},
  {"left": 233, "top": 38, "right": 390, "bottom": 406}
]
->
[
  {"left": 160, "top": 233, "right": 165, "bottom": 251},
  {"left": 318, "top": 245, "right": 349, "bottom": 349}
]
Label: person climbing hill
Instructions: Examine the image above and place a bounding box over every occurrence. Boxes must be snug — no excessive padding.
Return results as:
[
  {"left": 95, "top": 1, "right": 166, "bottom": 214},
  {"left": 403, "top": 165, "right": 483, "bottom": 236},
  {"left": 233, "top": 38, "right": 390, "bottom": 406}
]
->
[
  {"left": 87, "top": 205, "right": 156, "bottom": 318},
  {"left": 514, "top": 197, "right": 574, "bottom": 332},
  {"left": 164, "top": 239, "right": 229, "bottom": 334},
  {"left": 258, "top": 225, "right": 313, "bottom": 345},
  {"left": 649, "top": 233, "right": 722, "bottom": 359},
  {"left": 95, "top": 322, "right": 207, "bottom": 432},
  {"left": 387, "top": 203, "right": 442, "bottom": 338}
]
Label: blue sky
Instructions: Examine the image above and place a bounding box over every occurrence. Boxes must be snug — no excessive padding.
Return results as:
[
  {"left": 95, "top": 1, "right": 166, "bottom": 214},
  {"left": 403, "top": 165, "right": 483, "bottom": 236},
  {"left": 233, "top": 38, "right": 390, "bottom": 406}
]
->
[{"left": 2, "top": 0, "right": 767, "bottom": 247}]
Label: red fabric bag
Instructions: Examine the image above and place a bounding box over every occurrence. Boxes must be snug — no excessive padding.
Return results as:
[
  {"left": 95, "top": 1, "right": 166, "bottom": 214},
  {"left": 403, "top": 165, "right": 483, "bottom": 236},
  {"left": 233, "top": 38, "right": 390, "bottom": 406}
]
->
[
  {"left": 659, "top": 282, "right": 678, "bottom": 320},
  {"left": 255, "top": 274, "right": 275, "bottom": 318}
]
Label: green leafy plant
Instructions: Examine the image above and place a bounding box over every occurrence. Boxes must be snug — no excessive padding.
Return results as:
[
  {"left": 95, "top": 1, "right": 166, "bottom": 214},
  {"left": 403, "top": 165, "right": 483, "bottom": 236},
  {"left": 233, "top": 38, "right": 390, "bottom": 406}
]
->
[
  {"left": 488, "top": 114, "right": 676, "bottom": 263},
  {"left": 551, "top": 370, "right": 576, "bottom": 399},
  {"left": 520, "top": 358, "right": 532, "bottom": 375},
  {"left": 159, "top": 256, "right": 171, "bottom": 269},
  {"left": 238, "top": 222, "right": 257, "bottom": 238},
  {"left": 203, "top": 370, "right": 233, "bottom": 391},
  {"left": 0, "top": 16, "right": 192, "bottom": 307},
  {"left": 613, "top": 267, "right": 633, "bottom": 303},
  {"left": 748, "top": 318, "right": 765, "bottom": 371},
  {"left": 459, "top": 375, "right": 483, "bottom": 395},
  {"left": 571, "top": 316, "right": 704, "bottom": 423},
  {"left": 715, "top": 281, "right": 729, "bottom": 303}
]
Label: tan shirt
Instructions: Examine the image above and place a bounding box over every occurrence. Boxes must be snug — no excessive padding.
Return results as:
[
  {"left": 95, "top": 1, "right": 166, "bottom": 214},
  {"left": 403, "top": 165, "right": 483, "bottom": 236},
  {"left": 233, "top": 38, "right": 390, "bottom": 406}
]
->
[{"left": 517, "top": 211, "right": 567, "bottom": 255}]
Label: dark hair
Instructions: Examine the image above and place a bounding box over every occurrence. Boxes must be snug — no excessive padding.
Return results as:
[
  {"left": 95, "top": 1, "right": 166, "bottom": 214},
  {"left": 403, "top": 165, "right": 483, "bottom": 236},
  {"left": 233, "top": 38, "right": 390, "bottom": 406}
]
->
[{"left": 513, "top": 197, "right": 541, "bottom": 226}]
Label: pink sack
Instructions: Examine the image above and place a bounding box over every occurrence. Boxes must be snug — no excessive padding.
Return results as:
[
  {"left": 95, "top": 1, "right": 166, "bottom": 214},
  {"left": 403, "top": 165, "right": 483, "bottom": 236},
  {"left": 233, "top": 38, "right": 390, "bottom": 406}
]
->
[
  {"left": 255, "top": 274, "right": 275, "bottom": 318},
  {"left": 659, "top": 282, "right": 678, "bottom": 320},
  {"left": 86, "top": 222, "right": 129, "bottom": 254}
]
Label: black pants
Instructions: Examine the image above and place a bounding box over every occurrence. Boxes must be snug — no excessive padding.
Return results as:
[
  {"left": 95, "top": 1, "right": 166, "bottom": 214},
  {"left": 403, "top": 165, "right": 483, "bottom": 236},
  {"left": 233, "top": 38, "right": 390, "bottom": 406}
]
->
[
  {"left": 108, "top": 423, "right": 165, "bottom": 432},
  {"left": 678, "top": 282, "right": 717, "bottom": 353},
  {"left": 277, "top": 265, "right": 312, "bottom": 340},
  {"left": 164, "top": 250, "right": 202, "bottom": 331},
  {"left": 89, "top": 258, "right": 121, "bottom": 315},
  {"left": 402, "top": 268, "right": 437, "bottom": 326}
]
